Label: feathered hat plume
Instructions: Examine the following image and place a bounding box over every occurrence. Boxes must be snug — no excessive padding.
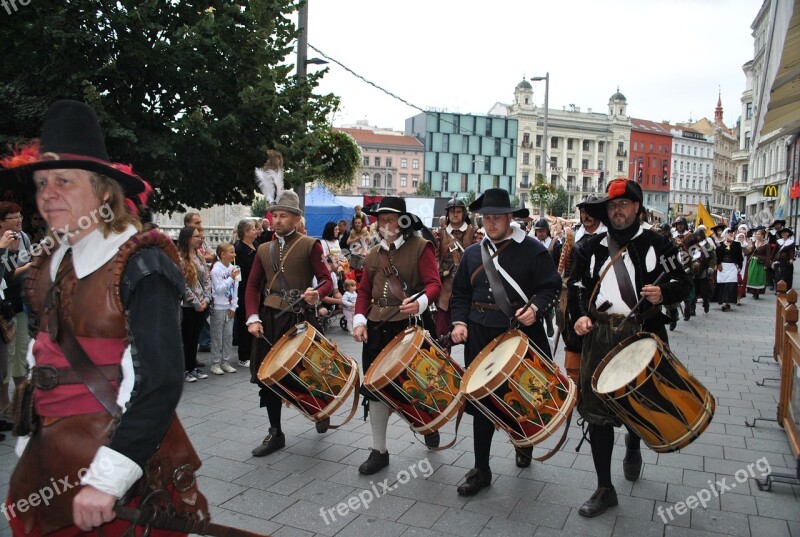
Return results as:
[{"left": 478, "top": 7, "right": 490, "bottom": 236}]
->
[{"left": 255, "top": 149, "right": 285, "bottom": 204}]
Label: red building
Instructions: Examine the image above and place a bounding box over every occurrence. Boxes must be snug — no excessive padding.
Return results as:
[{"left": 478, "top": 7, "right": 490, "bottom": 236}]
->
[{"left": 630, "top": 118, "right": 673, "bottom": 221}]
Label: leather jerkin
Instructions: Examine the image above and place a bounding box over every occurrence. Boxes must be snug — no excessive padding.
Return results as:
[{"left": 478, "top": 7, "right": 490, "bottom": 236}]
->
[{"left": 480, "top": 241, "right": 515, "bottom": 319}]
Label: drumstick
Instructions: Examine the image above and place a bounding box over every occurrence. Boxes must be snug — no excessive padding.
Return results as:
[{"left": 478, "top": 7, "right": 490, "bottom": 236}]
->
[
  {"left": 372, "top": 290, "right": 427, "bottom": 330},
  {"left": 274, "top": 283, "right": 324, "bottom": 319},
  {"left": 613, "top": 272, "right": 667, "bottom": 333},
  {"left": 258, "top": 332, "right": 273, "bottom": 346}
]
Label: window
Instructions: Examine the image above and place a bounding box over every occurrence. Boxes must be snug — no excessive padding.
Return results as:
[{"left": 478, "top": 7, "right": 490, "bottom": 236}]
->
[
  {"left": 485, "top": 119, "right": 492, "bottom": 137},
  {"left": 598, "top": 141, "right": 605, "bottom": 152},
  {"left": 373, "top": 173, "right": 381, "bottom": 187},
  {"left": 462, "top": 136, "right": 469, "bottom": 153},
  {"left": 746, "top": 102, "right": 753, "bottom": 119},
  {"left": 461, "top": 174, "right": 468, "bottom": 191},
  {"left": 374, "top": 157, "right": 381, "bottom": 167},
  {"left": 386, "top": 157, "right": 393, "bottom": 167},
  {"left": 523, "top": 153, "right": 530, "bottom": 165},
  {"left": 633, "top": 142, "right": 638, "bottom": 152},
  {"left": 617, "top": 160, "right": 623, "bottom": 172},
  {"left": 400, "top": 175, "right": 407, "bottom": 187},
  {"left": 442, "top": 173, "right": 448, "bottom": 192},
  {"left": 522, "top": 172, "right": 529, "bottom": 186},
  {"left": 535, "top": 155, "right": 541, "bottom": 168},
  {"left": 582, "top": 159, "right": 589, "bottom": 170},
  {"left": 567, "top": 157, "right": 573, "bottom": 169},
  {"left": 451, "top": 155, "right": 458, "bottom": 172},
  {"left": 744, "top": 132, "right": 751, "bottom": 150},
  {"left": 649, "top": 144, "right": 654, "bottom": 152},
  {"left": 523, "top": 133, "right": 530, "bottom": 146},
  {"left": 401, "top": 158, "right": 408, "bottom": 168},
  {"left": 386, "top": 174, "right": 392, "bottom": 188},
  {"left": 551, "top": 137, "right": 558, "bottom": 149},
  {"left": 536, "top": 135, "right": 542, "bottom": 148},
  {"left": 551, "top": 175, "right": 558, "bottom": 186},
  {"left": 494, "top": 139, "right": 501, "bottom": 155},
  {"left": 567, "top": 138, "right": 574, "bottom": 150},
  {"left": 361, "top": 173, "right": 369, "bottom": 187},
  {"left": 412, "top": 175, "right": 419, "bottom": 188},
  {"left": 598, "top": 160, "right": 604, "bottom": 171},
  {"left": 550, "top": 157, "right": 558, "bottom": 169},
  {"left": 412, "top": 159, "right": 419, "bottom": 169},
  {"left": 442, "top": 134, "right": 449, "bottom": 153},
  {"left": 493, "top": 176, "right": 499, "bottom": 188},
  {"left": 658, "top": 145, "right": 663, "bottom": 154},
  {"left": 363, "top": 156, "right": 370, "bottom": 166},
  {"left": 583, "top": 140, "right": 590, "bottom": 151}
]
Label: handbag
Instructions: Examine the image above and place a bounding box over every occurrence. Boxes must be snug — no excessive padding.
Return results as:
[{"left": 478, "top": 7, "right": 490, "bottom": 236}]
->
[{"left": 0, "top": 315, "right": 15, "bottom": 344}]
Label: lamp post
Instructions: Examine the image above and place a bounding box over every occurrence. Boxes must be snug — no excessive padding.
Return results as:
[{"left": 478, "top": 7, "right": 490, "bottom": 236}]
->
[{"left": 530, "top": 73, "right": 549, "bottom": 216}]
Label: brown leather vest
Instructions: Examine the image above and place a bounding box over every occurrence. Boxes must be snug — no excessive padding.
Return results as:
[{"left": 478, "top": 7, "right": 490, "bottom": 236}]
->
[
  {"left": 15, "top": 230, "right": 182, "bottom": 534},
  {"left": 364, "top": 236, "right": 428, "bottom": 322},
  {"left": 436, "top": 224, "right": 474, "bottom": 310},
  {"left": 255, "top": 232, "right": 317, "bottom": 310}
]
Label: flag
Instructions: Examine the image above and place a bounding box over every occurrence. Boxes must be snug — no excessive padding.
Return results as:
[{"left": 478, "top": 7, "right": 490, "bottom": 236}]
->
[
  {"left": 775, "top": 183, "right": 789, "bottom": 219},
  {"left": 696, "top": 202, "right": 715, "bottom": 236},
  {"left": 730, "top": 208, "right": 738, "bottom": 229}
]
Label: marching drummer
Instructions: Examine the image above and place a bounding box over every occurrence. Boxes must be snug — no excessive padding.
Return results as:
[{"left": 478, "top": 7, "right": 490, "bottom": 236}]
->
[
  {"left": 246, "top": 189, "right": 333, "bottom": 457},
  {"left": 352, "top": 197, "right": 441, "bottom": 475},
  {"left": 449, "top": 188, "right": 561, "bottom": 496},
  {"left": 567, "top": 179, "right": 691, "bottom": 517}
]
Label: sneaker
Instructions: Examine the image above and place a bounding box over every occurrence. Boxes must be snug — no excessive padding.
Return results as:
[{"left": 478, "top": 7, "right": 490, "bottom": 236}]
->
[
  {"left": 221, "top": 362, "right": 237, "bottom": 373},
  {"left": 192, "top": 368, "right": 209, "bottom": 380},
  {"left": 209, "top": 364, "right": 224, "bottom": 375},
  {"left": 238, "top": 360, "right": 250, "bottom": 367},
  {"left": 184, "top": 371, "right": 197, "bottom": 383}
]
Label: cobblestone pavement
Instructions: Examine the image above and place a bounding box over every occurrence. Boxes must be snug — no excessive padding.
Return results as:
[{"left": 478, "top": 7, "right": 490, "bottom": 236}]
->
[{"left": 1, "top": 284, "right": 799, "bottom": 536}]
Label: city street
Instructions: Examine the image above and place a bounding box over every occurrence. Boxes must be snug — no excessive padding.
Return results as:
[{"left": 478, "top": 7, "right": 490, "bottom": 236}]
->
[{"left": 1, "top": 283, "right": 799, "bottom": 537}]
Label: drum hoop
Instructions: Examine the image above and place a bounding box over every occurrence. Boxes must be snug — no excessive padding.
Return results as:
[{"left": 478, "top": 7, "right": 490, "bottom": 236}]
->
[
  {"left": 592, "top": 332, "right": 663, "bottom": 395},
  {"left": 363, "top": 326, "right": 425, "bottom": 388},
  {"left": 257, "top": 326, "right": 315, "bottom": 384},
  {"left": 462, "top": 329, "right": 528, "bottom": 398}
]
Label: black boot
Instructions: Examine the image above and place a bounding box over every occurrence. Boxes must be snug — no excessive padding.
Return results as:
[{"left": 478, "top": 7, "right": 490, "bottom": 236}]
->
[
  {"left": 456, "top": 467, "right": 492, "bottom": 496},
  {"left": 424, "top": 431, "right": 440, "bottom": 448},
  {"left": 315, "top": 417, "right": 330, "bottom": 434},
  {"left": 703, "top": 300, "right": 710, "bottom": 312},
  {"left": 252, "top": 427, "right": 285, "bottom": 457},
  {"left": 358, "top": 449, "right": 389, "bottom": 475},
  {"left": 578, "top": 487, "right": 618, "bottom": 517},
  {"left": 622, "top": 433, "right": 642, "bottom": 481},
  {"left": 515, "top": 446, "right": 533, "bottom": 468}
]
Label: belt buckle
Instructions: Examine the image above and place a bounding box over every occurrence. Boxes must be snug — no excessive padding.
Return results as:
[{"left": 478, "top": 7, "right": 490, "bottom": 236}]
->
[
  {"left": 475, "top": 303, "right": 485, "bottom": 313},
  {"left": 33, "top": 365, "right": 58, "bottom": 390},
  {"left": 375, "top": 298, "right": 389, "bottom": 308}
]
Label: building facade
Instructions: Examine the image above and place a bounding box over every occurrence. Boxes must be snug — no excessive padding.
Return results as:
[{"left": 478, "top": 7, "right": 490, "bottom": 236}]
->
[
  {"left": 629, "top": 118, "right": 672, "bottom": 221},
  {"left": 405, "top": 112, "right": 518, "bottom": 198},
  {"left": 666, "top": 125, "right": 715, "bottom": 219},
  {"left": 337, "top": 127, "right": 425, "bottom": 196},
  {"left": 691, "top": 96, "right": 739, "bottom": 218},
  {"left": 493, "top": 81, "right": 631, "bottom": 215}
]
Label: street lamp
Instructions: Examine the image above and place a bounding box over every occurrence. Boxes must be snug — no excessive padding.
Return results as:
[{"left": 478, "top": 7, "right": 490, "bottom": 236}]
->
[{"left": 530, "top": 73, "right": 549, "bottom": 215}]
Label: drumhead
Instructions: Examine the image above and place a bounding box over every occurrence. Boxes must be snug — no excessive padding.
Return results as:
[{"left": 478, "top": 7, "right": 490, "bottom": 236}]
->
[
  {"left": 595, "top": 337, "right": 657, "bottom": 393},
  {"left": 260, "top": 330, "right": 309, "bottom": 380},
  {"left": 370, "top": 329, "right": 417, "bottom": 380},
  {"left": 463, "top": 336, "right": 521, "bottom": 394}
]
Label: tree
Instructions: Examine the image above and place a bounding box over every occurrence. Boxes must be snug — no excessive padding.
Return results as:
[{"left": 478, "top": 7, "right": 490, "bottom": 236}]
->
[
  {"left": 464, "top": 189, "right": 476, "bottom": 206},
  {"left": 416, "top": 182, "right": 433, "bottom": 197},
  {"left": 551, "top": 187, "right": 569, "bottom": 217},
  {"left": 0, "top": 1, "right": 359, "bottom": 212},
  {"left": 528, "top": 178, "right": 557, "bottom": 216},
  {"left": 250, "top": 197, "right": 266, "bottom": 218}
]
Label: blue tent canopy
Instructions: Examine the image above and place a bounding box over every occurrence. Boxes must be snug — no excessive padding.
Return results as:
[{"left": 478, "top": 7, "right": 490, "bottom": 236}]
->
[{"left": 305, "top": 184, "right": 355, "bottom": 238}]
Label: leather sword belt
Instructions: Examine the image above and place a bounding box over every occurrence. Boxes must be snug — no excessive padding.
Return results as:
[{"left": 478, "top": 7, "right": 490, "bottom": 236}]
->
[
  {"left": 31, "top": 364, "right": 121, "bottom": 390},
  {"left": 373, "top": 297, "right": 402, "bottom": 308},
  {"left": 593, "top": 307, "right": 659, "bottom": 329},
  {"left": 473, "top": 301, "right": 522, "bottom": 313},
  {"left": 266, "top": 289, "right": 304, "bottom": 300}
]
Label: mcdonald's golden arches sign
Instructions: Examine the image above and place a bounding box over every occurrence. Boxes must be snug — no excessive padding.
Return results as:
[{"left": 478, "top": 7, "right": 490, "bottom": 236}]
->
[{"left": 763, "top": 185, "right": 779, "bottom": 198}]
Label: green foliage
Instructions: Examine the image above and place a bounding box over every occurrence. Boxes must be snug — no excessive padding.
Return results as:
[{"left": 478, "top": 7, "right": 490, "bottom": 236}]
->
[
  {"left": 528, "top": 178, "right": 557, "bottom": 215},
  {"left": 0, "top": 1, "right": 354, "bottom": 212},
  {"left": 250, "top": 197, "right": 267, "bottom": 218},
  {"left": 551, "top": 187, "right": 569, "bottom": 217},
  {"left": 465, "top": 189, "right": 476, "bottom": 206},
  {"left": 416, "top": 181, "right": 433, "bottom": 197}
]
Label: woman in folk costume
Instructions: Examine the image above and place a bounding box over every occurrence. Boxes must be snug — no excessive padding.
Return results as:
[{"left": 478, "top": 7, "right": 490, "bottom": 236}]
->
[
  {"left": 772, "top": 227, "right": 796, "bottom": 290},
  {"left": 715, "top": 228, "right": 743, "bottom": 311},
  {"left": 736, "top": 230, "right": 751, "bottom": 305},
  {"left": 747, "top": 227, "right": 769, "bottom": 298},
  {"left": 0, "top": 100, "right": 209, "bottom": 536}
]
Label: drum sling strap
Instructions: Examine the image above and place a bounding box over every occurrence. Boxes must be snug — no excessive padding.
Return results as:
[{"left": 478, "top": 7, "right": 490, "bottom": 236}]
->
[
  {"left": 606, "top": 238, "right": 638, "bottom": 311},
  {"left": 479, "top": 240, "right": 516, "bottom": 319}
]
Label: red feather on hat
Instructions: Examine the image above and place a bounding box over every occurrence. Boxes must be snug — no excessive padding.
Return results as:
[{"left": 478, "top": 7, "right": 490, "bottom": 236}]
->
[
  {"left": 608, "top": 179, "right": 627, "bottom": 199},
  {"left": 0, "top": 141, "right": 41, "bottom": 169}
]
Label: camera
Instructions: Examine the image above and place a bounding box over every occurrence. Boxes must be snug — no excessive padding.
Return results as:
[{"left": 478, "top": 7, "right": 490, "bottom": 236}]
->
[{"left": 11, "top": 233, "right": 19, "bottom": 240}]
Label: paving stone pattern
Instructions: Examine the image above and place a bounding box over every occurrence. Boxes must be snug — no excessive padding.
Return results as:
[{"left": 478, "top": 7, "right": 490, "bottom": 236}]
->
[{"left": 1, "top": 276, "right": 799, "bottom": 536}]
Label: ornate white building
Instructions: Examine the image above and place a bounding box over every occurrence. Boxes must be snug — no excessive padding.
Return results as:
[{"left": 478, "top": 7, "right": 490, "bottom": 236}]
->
[{"left": 666, "top": 124, "right": 714, "bottom": 218}]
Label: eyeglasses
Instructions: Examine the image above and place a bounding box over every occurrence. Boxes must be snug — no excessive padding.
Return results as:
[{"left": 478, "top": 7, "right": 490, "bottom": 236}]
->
[
  {"left": 3, "top": 215, "right": 22, "bottom": 221},
  {"left": 607, "top": 199, "right": 634, "bottom": 211}
]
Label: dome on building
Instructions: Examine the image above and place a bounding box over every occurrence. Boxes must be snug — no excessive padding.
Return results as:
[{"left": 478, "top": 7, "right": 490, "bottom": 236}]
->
[
  {"left": 610, "top": 87, "right": 626, "bottom": 101},
  {"left": 516, "top": 79, "right": 532, "bottom": 91}
]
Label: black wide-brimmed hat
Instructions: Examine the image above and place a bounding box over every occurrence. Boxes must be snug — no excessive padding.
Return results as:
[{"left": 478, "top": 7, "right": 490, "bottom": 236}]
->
[
  {"left": 366, "top": 196, "right": 423, "bottom": 231},
  {"left": 469, "top": 188, "right": 529, "bottom": 218},
  {"left": 709, "top": 223, "right": 726, "bottom": 234},
  {"left": 779, "top": 227, "right": 794, "bottom": 237},
  {"left": 582, "top": 179, "right": 643, "bottom": 224},
  {"left": 769, "top": 219, "right": 786, "bottom": 229},
  {"left": 0, "top": 100, "right": 148, "bottom": 197}
]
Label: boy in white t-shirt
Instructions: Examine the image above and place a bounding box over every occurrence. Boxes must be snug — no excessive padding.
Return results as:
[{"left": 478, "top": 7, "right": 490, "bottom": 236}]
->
[
  {"left": 209, "top": 243, "right": 240, "bottom": 374},
  {"left": 341, "top": 278, "right": 357, "bottom": 334}
]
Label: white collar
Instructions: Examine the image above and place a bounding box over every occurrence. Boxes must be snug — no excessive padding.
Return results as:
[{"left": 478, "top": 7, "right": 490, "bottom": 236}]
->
[
  {"left": 380, "top": 234, "right": 406, "bottom": 251},
  {"left": 600, "top": 227, "right": 644, "bottom": 247},
  {"left": 276, "top": 229, "right": 296, "bottom": 244},
  {"left": 574, "top": 222, "right": 607, "bottom": 243},
  {"left": 482, "top": 226, "right": 526, "bottom": 248},
  {"left": 49, "top": 225, "right": 138, "bottom": 281},
  {"left": 446, "top": 222, "right": 468, "bottom": 234}
]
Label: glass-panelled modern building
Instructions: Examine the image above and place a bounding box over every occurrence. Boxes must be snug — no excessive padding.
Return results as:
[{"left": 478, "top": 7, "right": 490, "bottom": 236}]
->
[{"left": 405, "top": 112, "right": 518, "bottom": 197}]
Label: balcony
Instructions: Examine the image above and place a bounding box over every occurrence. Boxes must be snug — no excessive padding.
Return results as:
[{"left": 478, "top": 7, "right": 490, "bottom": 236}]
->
[
  {"left": 616, "top": 149, "right": 627, "bottom": 157},
  {"left": 729, "top": 182, "right": 751, "bottom": 193},
  {"left": 520, "top": 182, "right": 530, "bottom": 189},
  {"left": 732, "top": 149, "right": 750, "bottom": 162}
]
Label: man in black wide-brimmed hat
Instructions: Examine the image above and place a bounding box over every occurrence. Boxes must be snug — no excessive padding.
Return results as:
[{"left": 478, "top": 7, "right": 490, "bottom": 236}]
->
[
  {"left": 352, "top": 196, "right": 442, "bottom": 475},
  {"left": 449, "top": 188, "right": 561, "bottom": 495},
  {"left": 567, "top": 179, "right": 691, "bottom": 517}
]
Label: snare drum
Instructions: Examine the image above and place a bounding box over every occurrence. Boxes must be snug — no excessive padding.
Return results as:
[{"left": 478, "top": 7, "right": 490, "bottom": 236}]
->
[
  {"left": 592, "top": 332, "right": 715, "bottom": 453},
  {"left": 461, "top": 330, "right": 576, "bottom": 448},
  {"left": 363, "top": 326, "right": 464, "bottom": 435},
  {"left": 257, "top": 323, "right": 359, "bottom": 424}
]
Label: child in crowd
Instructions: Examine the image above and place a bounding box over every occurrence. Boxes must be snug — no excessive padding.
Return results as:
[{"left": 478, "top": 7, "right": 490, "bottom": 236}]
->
[
  {"left": 342, "top": 279, "right": 357, "bottom": 334},
  {"left": 210, "top": 243, "right": 240, "bottom": 375}
]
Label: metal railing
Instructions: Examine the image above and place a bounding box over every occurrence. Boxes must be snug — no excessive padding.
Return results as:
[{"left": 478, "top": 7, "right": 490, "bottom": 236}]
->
[{"left": 159, "top": 225, "right": 236, "bottom": 249}]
